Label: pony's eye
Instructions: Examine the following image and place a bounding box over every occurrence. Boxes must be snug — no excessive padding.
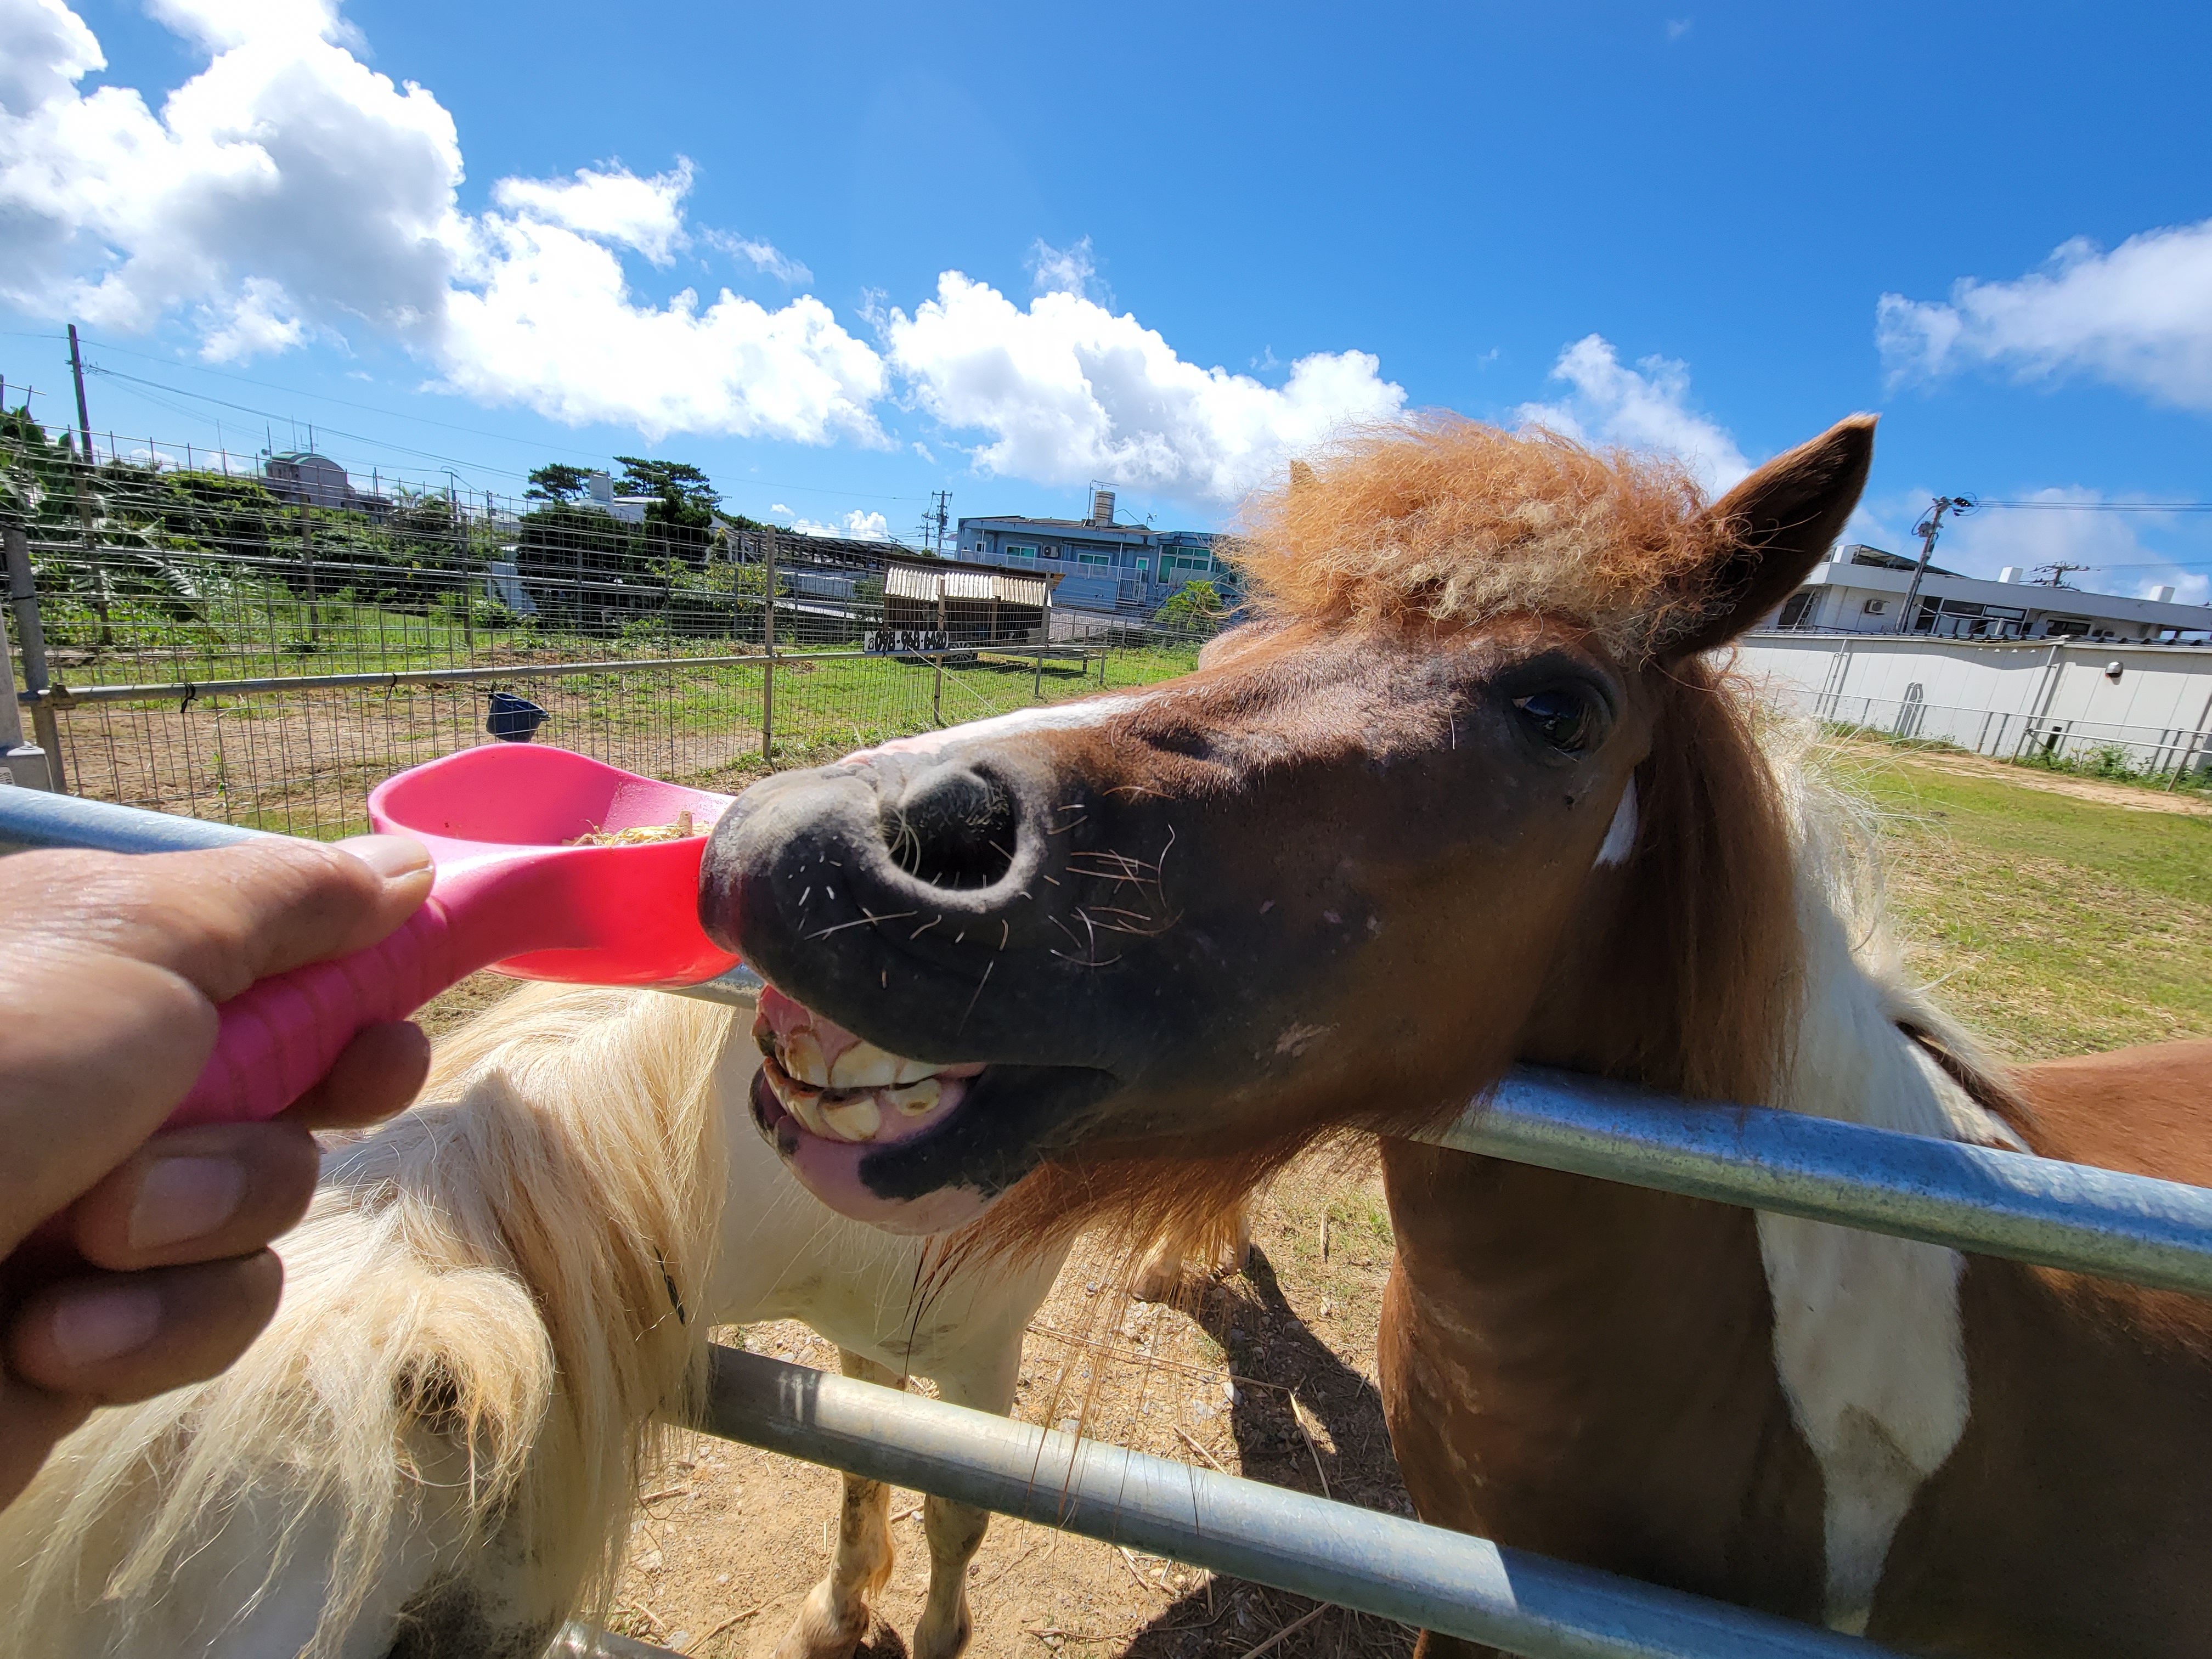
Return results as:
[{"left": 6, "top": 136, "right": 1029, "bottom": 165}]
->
[{"left": 1513, "top": 687, "right": 1600, "bottom": 755}]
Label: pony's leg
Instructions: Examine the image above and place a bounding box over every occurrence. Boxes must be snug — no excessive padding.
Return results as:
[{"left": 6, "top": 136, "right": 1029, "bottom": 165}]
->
[
  {"left": 771, "top": 1352, "right": 900, "bottom": 1659},
  {"left": 909, "top": 1345, "right": 1021, "bottom": 1659},
  {"left": 1131, "top": 1201, "right": 1252, "bottom": 1304}
]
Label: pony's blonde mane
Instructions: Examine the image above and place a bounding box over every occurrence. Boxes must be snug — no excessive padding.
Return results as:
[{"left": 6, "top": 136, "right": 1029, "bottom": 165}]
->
[
  {"left": 1233, "top": 417, "right": 1731, "bottom": 659},
  {"left": 2, "top": 983, "right": 738, "bottom": 1657}
]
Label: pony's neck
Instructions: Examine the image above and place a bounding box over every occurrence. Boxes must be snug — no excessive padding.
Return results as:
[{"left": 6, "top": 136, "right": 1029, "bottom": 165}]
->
[{"left": 1520, "top": 713, "right": 2008, "bottom": 1145}]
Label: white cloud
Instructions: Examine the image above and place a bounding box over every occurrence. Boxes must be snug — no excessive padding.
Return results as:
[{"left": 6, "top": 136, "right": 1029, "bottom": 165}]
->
[
  {"left": 0, "top": 0, "right": 884, "bottom": 444},
  {"left": 700, "top": 229, "right": 810, "bottom": 285},
  {"left": 785, "top": 507, "right": 890, "bottom": 540},
  {"left": 1030, "top": 236, "right": 1107, "bottom": 304},
  {"left": 883, "top": 272, "right": 1405, "bottom": 504},
  {"left": 1877, "top": 220, "right": 2212, "bottom": 411},
  {"left": 1, "top": 1, "right": 1408, "bottom": 488},
  {"left": 440, "top": 212, "right": 884, "bottom": 443},
  {"left": 493, "top": 160, "right": 693, "bottom": 266},
  {"left": 1515, "top": 334, "right": 1751, "bottom": 492}
]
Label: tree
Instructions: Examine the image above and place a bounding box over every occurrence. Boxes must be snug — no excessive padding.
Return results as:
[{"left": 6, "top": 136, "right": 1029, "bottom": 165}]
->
[
  {"left": 527, "top": 462, "right": 591, "bottom": 503},
  {"left": 1154, "top": 578, "right": 1226, "bottom": 636},
  {"left": 612, "top": 456, "right": 719, "bottom": 567},
  {"left": 613, "top": 456, "right": 718, "bottom": 507}
]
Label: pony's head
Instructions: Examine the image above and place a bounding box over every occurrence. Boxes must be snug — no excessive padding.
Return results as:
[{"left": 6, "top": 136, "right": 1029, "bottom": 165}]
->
[{"left": 702, "top": 415, "right": 1873, "bottom": 1245}]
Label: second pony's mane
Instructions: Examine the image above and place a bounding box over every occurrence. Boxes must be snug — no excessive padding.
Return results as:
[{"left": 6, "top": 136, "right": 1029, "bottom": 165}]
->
[{"left": 1, "top": 984, "right": 740, "bottom": 1659}]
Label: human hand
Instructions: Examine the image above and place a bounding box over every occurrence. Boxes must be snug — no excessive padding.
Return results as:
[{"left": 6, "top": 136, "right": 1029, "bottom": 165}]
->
[{"left": 0, "top": 834, "right": 435, "bottom": 1508}]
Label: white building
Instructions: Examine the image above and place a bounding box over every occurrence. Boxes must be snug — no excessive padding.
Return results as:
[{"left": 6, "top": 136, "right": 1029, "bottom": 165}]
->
[
  {"left": 584, "top": 470, "right": 652, "bottom": 525},
  {"left": 1771, "top": 545, "right": 2212, "bottom": 644},
  {"left": 1736, "top": 630, "right": 2212, "bottom": 776}
]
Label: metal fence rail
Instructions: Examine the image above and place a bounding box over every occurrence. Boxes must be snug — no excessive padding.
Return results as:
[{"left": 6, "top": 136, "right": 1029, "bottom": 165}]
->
[{"left": 689, "top": 1345, "right": 1893, "bottom": 1659}]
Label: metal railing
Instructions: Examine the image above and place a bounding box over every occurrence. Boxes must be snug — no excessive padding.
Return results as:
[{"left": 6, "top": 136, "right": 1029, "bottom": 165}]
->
[{"left": 8, "top": 786, "right": 2212, "bottom": 1657}]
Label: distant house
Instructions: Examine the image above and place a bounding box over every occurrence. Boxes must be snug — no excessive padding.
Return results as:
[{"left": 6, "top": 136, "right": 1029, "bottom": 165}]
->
[
  {"left": 584, "top": 471, "right": 652, "bottom": 524},
  {"left": 1770, "top": 544, "right": 2212, "bottom": 644},
  {"left": 261, "top": 451, "right": 386, "bottom": 515},
  {"left": 957, "top": 488, "right": 1223, "bottom": 628}
]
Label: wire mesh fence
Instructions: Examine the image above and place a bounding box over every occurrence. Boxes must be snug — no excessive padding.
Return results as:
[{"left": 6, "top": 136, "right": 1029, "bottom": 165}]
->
[{"left": 2, "top": 416, "right": 1216, "bottom": 837}]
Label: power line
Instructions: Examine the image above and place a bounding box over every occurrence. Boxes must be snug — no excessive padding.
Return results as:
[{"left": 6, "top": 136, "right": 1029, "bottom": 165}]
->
[
  {"left": 48, "top": 332, "right": 924, "bottom": 504},
  {"left": 1977, "top": 499, "right": 2212, "bottom": 512}
]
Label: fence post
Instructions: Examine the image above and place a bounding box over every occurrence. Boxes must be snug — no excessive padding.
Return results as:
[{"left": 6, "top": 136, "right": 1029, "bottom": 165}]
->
[
  {"left": 3, "top": 525, "right": 61, "bottom": 791},
  {"left": 298, "top": 499, "right": 320, "bottom": 647},
  {"left": 761, "top": 528, "right": 778, "bottom": 760},
  {"left": 933, "top": 584, "right": 946, "bottom": 725}
]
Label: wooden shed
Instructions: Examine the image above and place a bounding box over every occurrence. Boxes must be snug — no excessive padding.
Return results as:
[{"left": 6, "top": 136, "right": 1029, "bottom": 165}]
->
[{"left": 876, "top": 557, "right": 1060, "bottom": 652}]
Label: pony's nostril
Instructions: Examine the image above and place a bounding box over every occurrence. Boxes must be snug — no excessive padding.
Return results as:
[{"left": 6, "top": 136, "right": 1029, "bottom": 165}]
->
[{"left": 883, "top": 768, "right": 1019, "bottom": 890}]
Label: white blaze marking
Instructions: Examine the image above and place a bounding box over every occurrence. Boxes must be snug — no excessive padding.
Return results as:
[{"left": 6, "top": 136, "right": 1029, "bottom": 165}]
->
[
  {"left": 1593, "top": 778, "right": 1639, "bottom": 867},
  {"left": 1760, "top": 891, "right": 1978, "bottom": 1631},
  {"left": 843, "top": 694, "right": 1147, "bottom": 764}
]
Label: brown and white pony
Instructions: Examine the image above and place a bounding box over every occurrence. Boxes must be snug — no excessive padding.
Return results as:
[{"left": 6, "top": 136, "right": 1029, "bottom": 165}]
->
[{"left": 701, "top": 415, "right": 2212, "bottom": 1657}]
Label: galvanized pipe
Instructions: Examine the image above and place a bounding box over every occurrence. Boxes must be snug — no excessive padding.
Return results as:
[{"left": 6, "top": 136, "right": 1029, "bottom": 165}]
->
[
  {"left": 691, "top": 1345, "right": 1891, "bottom": 1659},
  {"left": 19, "top": 648, "right": 847, "bottom": 707},
  {"left": 6, "top": 791, "right": 2212, "bottom": 1299},
  {"left": 1432, "top": 1067, "right": 2212, "bottom": 1299},
  {"left": 0, "top": 786, "right": 269, "bottom": 853}
]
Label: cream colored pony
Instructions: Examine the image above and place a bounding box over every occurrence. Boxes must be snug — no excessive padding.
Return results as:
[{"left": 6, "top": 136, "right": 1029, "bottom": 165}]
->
[{"left": 0, "top": 983, "right": 1085, "bottom": 1659}]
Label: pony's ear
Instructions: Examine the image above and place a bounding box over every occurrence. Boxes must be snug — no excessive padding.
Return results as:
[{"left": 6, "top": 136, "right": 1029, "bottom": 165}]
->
[{"left": 1660, "top": 414, "right": 1876, "bottom": 660}]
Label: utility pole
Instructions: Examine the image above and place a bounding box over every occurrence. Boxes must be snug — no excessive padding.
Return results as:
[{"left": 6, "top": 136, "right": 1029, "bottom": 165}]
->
[
  {"left": 915, "top": 490, "right": 952, "bottom": 556},
  {"left": 2032, "top": 562, "right": 2094, "bottom": 588},
  {"left": 66, "top": 325, "right": 93, "bottom": 461},
  {"left": 1897, "top": 495, "right": 1974, "bottom": 634},
  {"left": 760, "top": 527, "right": 778, "bottom": 760}
]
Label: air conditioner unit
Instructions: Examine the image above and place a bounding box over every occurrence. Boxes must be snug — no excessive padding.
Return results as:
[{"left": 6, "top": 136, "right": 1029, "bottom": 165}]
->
[{"left": 1863, "top": 598, "right": 1888, "bottom": 615}]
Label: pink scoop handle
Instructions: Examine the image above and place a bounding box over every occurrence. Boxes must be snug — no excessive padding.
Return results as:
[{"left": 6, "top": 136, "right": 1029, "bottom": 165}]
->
[{"left": 163, "top": 902, "right": 471, "bottom": 1130}]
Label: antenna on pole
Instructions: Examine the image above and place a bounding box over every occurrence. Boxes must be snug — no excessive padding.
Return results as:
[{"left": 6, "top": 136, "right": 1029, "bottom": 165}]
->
[{"left": 1897, "top": 495, "right": 1975, "bottom": 634}]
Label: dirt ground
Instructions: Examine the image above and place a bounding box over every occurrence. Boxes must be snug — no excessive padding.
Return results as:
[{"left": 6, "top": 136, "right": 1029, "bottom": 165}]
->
[{"left": 604, "top": 1159, "right": 1417, "bottom": 1659}]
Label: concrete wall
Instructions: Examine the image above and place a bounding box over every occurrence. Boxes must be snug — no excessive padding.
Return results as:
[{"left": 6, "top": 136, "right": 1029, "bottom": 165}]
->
[{"left": 1734, "top": 633, "right": 2212, "bottom": 771}]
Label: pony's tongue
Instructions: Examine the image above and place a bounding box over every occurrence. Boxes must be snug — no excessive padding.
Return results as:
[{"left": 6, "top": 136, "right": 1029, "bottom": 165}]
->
[{"left": 750, "top": 984, "right": 996, "bottom": 1234}]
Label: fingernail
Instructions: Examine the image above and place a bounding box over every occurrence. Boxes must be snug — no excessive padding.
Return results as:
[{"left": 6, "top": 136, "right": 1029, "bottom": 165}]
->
[
  {"left": 129, "top": 1155, "right": 249, "bottom": 1250},
  {"left": 48, "top": 1284, "right": 162, "bottom": 1368},
  {"left": 335, "top": 834, "right": 432, "bottom": 881}
]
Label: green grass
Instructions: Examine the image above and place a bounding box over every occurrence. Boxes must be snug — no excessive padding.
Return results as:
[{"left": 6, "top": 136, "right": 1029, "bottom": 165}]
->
[{"left": 1826, "top": 744, "right": 2212, "bottom": 1059}]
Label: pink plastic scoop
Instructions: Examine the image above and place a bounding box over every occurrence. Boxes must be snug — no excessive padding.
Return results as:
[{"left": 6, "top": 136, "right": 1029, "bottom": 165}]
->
[{"left": 164, "top": 746, "right": 739, "bottom": 1130}]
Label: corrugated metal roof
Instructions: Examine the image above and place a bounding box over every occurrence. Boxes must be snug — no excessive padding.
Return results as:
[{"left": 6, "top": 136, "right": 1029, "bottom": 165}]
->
[
  {"left": 944, "top": 570, "right": 996, "bottom": 600},
  {"left": 883, "top": 565, "right": 1053, "bottom": 607}
]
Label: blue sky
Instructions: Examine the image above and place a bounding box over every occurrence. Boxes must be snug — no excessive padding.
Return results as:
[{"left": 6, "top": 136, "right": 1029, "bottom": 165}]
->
[{"left": 4, "top": 0, "right": 2209, "bottom": 596}]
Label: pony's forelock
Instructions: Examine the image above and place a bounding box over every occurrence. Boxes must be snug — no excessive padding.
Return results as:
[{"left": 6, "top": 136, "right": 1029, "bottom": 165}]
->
[{"left": 1231, "top": 416, "right": 1729, "bottom": 660}]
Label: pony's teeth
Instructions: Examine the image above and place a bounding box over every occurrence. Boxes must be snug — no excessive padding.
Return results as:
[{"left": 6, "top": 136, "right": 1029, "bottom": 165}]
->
[
  {"left": 781, "top": 1029, "right": 830, "bottom": 1086},
  {"left": 889, "top": 1077, "right": 941, "bottom": 1116},
  {"left": 891, "top": 1056, "right": 940, "bottom": 1086},
  {"left": 828, "top": 1040, "right": 902, "bottom": 1089},
  {"left": 763, "top": 1059, "right": 828, "bottom": 1136},
  {"left": 819, "top": 1093, "right": 883, "bottom": 1142}
]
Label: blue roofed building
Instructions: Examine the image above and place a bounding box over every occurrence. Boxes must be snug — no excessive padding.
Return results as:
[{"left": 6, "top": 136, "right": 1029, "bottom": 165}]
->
[{"left": 956, "top": 488, "right": 1227, "bottom": 633}]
